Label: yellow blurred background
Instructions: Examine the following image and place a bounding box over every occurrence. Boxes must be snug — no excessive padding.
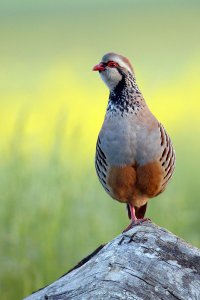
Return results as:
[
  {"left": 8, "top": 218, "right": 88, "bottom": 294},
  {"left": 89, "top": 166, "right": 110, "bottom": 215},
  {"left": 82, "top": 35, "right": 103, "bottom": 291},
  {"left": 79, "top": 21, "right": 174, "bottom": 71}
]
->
[{"left": 1, "top": 0, "right": 200, "bottom": 298}]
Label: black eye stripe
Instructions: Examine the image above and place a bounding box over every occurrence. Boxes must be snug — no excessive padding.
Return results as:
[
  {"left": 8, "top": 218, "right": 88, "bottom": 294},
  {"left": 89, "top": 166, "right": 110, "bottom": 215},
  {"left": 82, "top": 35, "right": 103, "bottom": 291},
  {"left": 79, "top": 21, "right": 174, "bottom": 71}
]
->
[
  {"left": 101, "top": 62, "right": 107, "bottom": 67},
  {"left": 103, "top": 61, "right": 120, "bottom": 68}
]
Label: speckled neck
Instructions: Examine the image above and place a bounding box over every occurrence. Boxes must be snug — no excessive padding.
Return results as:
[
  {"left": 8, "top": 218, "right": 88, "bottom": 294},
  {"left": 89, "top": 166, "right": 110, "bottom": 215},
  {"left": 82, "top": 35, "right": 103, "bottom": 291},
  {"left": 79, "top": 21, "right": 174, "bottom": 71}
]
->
[{"left": 107, "top": 72, "right": 146, "bottom": 116}]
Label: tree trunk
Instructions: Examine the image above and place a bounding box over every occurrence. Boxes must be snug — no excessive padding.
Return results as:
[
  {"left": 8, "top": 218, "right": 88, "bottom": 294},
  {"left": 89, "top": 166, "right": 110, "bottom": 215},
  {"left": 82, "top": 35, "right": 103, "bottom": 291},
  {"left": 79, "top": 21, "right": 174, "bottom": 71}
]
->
[{"left": 25, "top": 221, "right": 200, "bottom": 300}]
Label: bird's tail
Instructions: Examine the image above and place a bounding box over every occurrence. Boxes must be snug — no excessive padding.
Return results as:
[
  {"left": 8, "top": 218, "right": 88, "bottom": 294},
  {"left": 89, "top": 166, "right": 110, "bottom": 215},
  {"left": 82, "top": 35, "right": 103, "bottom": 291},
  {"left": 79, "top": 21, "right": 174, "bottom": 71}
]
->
[
  {"left": 135, "top": 203, "right": 147, "bottom": 219},
  {"left": 126, "top": 204, "right": 132, "bottom": 219}
]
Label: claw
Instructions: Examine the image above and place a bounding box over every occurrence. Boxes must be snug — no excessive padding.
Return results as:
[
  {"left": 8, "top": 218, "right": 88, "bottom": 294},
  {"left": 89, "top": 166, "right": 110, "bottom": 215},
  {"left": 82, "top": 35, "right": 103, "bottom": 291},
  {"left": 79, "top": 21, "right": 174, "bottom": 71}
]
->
[{"left": 123, "top": 218, "right": 151, "bottom": 233}]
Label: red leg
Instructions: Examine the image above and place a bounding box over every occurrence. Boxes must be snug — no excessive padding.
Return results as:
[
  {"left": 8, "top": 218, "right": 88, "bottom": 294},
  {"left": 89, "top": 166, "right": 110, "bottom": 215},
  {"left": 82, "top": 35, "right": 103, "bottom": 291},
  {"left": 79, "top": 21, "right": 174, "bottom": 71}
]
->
[
  {"left": 123, "top": 204, "right": 150, "bottom": 232},
  {"left": 129, "top": 204, "right": 137, "bottom": 222}
]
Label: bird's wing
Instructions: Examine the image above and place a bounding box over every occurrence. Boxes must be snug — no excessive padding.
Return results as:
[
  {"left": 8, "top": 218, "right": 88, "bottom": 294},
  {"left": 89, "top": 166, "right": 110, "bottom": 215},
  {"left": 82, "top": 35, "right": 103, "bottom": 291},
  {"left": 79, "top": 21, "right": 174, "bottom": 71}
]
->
[
  {"left": 95, "top": 136, "right": 110, "bottom": 193},
  {"left": 158, "top": 123, "right": 176, "bottom": 193}
]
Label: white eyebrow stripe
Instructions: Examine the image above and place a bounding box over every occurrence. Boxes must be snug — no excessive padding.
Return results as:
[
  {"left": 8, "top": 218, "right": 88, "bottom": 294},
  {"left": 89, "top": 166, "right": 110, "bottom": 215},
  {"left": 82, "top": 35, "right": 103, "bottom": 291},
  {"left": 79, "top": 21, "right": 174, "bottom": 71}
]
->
[{"left": 112, "top": 57, "right": 133, "bottom": 73}]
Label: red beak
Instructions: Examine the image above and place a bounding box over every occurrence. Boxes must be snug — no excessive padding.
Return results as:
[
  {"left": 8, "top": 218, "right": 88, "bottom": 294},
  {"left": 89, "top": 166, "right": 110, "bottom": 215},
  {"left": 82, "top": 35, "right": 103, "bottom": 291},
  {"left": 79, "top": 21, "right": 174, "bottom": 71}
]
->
[{"left": 92, "top": 63, "right": 105, "bottom": 71}]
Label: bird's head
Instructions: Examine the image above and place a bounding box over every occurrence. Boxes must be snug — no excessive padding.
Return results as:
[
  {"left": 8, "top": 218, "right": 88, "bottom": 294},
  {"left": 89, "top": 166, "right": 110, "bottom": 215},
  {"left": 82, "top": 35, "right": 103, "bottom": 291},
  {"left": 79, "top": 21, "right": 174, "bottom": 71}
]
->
[{"left": 93, "top": 52, "right": 134, "bottom": 91}]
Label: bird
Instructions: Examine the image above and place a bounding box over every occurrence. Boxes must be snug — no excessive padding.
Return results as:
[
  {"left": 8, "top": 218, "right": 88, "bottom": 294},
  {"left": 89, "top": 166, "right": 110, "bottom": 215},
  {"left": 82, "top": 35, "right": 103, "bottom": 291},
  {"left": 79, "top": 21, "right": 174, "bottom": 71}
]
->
[{"left": 93, "top": 52, "right": 175, "bottom": 229}]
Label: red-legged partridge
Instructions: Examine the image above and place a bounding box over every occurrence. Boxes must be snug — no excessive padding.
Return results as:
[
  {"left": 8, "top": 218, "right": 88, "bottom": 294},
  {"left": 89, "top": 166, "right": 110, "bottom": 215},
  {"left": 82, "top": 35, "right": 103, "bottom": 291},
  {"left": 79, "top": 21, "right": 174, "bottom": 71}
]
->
[{"left": 93, "top": 52, "right": 175, "bottom": 228}]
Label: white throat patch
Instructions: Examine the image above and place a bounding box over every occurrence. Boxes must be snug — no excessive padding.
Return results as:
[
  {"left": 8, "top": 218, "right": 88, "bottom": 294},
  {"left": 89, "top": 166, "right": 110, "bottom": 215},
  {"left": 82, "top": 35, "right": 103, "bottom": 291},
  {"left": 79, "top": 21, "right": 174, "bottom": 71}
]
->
[{"left": 100, "top": 68, "right": 122, "bottom": 90}]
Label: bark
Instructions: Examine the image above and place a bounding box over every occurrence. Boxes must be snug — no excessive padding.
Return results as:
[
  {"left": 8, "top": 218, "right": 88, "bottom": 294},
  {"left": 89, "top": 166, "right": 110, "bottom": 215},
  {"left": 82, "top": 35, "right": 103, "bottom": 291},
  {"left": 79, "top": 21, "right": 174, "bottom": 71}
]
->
[{"left": 25, "top": 221, "right": 200, "bottom": 300}]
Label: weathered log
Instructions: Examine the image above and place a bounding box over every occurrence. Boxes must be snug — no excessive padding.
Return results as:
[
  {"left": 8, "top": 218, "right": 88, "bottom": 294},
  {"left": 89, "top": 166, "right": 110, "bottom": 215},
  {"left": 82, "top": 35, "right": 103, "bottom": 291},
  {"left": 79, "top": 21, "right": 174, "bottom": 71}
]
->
[{"left": 25, "top": 222, "right": 200, "bottom": 300}]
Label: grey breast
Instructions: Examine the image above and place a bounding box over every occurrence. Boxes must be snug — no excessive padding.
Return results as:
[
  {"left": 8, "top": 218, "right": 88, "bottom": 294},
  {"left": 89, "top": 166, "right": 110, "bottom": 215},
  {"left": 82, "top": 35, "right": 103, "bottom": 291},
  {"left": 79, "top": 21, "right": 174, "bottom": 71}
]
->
[{"left": 99, "top": 113, "right": 163, "bottom": 167}]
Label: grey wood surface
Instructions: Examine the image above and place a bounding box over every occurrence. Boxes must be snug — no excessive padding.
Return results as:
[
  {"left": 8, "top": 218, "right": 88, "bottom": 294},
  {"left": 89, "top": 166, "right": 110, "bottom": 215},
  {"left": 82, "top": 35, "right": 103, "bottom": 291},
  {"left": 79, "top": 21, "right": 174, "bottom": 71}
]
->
[{"left": 25, "top": 221, "right": 200, "bottom": 300}]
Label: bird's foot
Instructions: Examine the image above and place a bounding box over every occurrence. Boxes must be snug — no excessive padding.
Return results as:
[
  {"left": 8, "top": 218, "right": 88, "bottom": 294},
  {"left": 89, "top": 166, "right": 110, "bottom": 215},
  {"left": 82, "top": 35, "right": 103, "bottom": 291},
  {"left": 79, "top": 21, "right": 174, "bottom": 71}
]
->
[{"left": 123, "top": 218, "right": 151, "bottom": 233}]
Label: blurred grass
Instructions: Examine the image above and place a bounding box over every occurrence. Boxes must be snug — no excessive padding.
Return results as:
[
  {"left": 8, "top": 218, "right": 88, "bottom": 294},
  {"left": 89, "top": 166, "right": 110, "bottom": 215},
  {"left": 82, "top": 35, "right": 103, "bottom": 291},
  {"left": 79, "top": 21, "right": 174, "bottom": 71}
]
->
[{"left": 0, "top": 0, "right": 200, "bottom": 299}]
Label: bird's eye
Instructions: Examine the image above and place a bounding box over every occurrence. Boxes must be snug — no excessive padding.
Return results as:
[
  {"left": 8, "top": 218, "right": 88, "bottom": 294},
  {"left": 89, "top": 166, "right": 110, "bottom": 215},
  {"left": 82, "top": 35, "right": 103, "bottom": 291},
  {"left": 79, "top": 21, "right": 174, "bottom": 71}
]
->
[{"left": 107, "top": 61, "right": 119, "bottom": 68}]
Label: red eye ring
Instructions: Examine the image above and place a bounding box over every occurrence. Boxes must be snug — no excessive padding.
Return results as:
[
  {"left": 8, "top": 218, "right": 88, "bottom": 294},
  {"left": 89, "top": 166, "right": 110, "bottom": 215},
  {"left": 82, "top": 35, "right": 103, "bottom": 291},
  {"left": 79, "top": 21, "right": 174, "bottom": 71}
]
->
[{"left": 107, "top": 61, "right": 119, "bottom": 68}]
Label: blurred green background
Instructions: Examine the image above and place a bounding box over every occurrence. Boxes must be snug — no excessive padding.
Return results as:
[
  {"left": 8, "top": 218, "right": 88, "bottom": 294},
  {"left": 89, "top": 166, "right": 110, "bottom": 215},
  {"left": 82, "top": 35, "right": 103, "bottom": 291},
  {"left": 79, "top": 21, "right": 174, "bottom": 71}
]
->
[{"left": 1, "top": 0, "right": 200, "bottom": 299}]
